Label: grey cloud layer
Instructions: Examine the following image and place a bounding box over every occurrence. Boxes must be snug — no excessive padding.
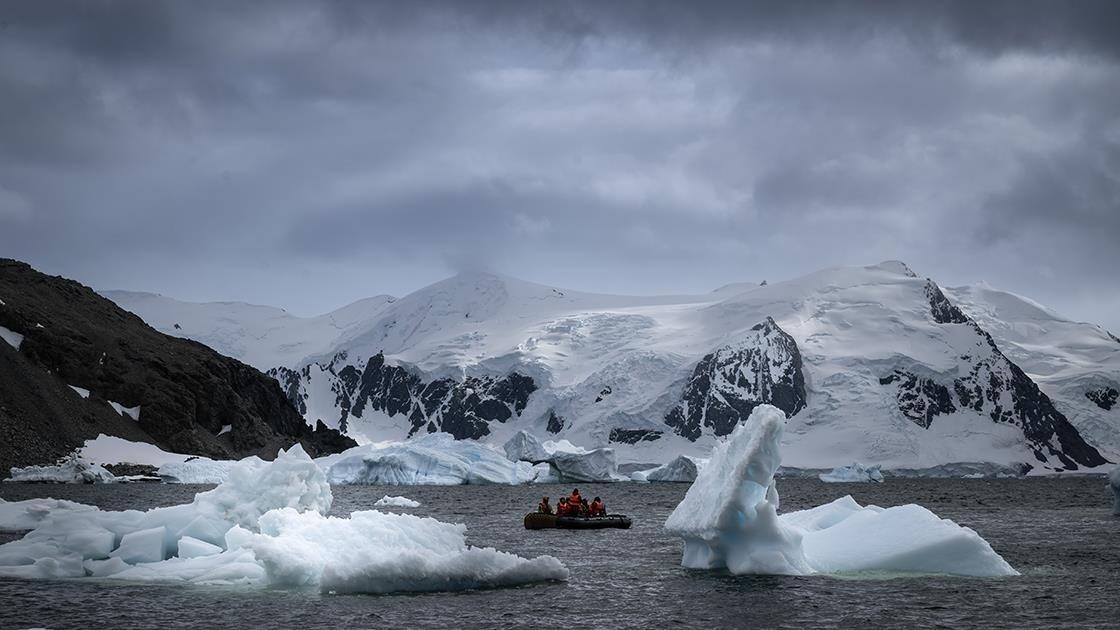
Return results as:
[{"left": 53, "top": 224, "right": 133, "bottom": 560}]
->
[{"left": 0, "top": 1, "right": 1117, "bottom": 328}]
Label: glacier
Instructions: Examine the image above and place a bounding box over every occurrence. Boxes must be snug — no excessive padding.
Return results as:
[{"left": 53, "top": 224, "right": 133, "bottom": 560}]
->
[
  {"left": 323, "top": 433, "right": 536, "bottom": 485},
  {"left": 0, "top": 444, "right": 568, "bottom": 592},
  {"left": 819, "top": 462, "right": 885, "bottom": 483},
  {"left": 665, "top": 405, "right": 1018, "bottom": 577}
]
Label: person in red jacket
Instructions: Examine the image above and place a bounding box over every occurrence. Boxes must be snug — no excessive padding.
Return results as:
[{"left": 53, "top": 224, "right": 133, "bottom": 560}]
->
[
  {"left": 556, "top": 497, "right": 569, "bottom": 516},
  {"left": 589, "top": 497, "right": 605, "bottom": 517},
  {"left": 569, "top": 488, "right": 582, "bottom": 509}
]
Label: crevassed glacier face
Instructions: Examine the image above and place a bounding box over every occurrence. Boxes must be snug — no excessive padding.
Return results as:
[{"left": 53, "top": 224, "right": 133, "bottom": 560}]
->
[
  {"left": 665, "top": 404, "right": 1018, "bottom": 577},
  {"left": 0, "top": 443, "right": 567, "bottom": 592}
]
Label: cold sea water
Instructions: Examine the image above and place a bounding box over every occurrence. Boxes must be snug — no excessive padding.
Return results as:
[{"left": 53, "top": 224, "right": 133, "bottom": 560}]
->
[{"left": 1, "top": 478, "right": 1117, "bottom": 630}]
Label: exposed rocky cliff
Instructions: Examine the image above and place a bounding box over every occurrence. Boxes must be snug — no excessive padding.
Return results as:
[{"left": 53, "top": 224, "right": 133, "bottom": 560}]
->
[{"left": 0, "top": 259, "right": 354, "bottom": 475}]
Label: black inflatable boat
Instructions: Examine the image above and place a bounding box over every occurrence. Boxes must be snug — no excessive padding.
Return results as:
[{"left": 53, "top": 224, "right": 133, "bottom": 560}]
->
[{"left": 524, "top": 513, "right": 632, "bottom": 530}]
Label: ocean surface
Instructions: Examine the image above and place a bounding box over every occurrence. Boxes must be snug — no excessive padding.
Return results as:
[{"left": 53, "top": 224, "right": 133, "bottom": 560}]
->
[{"left": 1, "top": 477, "right": 1117, "bottom": 629}]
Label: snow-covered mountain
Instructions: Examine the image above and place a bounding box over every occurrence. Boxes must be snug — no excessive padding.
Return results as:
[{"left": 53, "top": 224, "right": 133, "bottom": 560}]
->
[
  {"left": 107, "top": 262, "right": 1120, "bottom": 472},
  {"left": 102, "top": 290, "right": 396, "bottom": 369}
]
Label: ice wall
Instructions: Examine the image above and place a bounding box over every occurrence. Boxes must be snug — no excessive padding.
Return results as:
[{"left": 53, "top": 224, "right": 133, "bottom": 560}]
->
[
  {"left": 819, "top": 462, "right": 884, "bottom": 483},
  {"left": 665, "top": 405, "right": 1018, "bottom": 577},
  {"left": 0, "top": 444, "right": 567, "bottom": 592}
]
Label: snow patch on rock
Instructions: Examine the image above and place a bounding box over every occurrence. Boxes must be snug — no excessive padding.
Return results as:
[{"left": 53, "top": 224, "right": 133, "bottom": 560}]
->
[
  {"left": 68, "top": 385, "right": 90, "bottom": 399},
  {"left": 0, "top": 325, "right": 23, "bottom": 350}
]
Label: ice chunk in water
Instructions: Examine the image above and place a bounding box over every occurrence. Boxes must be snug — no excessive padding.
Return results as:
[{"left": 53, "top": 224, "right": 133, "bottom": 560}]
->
[
  {"left": 665, "top": 405, "right": 1017, "bottom": 577},
  {"left": 0, "top": 442, "right": 567, "bottom": 593},
  {"left": 819, "top": 462, "right": 884, "bottom": 483}
]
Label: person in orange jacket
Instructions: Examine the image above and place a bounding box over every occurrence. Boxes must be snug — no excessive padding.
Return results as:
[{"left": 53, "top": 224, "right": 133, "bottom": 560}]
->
[
  {"left": 556, "top": 497, "right": 569, "bottom": 516},
  {"left": 569, "top": 488, "right": 582, "bottom": 508},
  {"left": 589, "top": 496, "right": 605, "bottom": 517}
]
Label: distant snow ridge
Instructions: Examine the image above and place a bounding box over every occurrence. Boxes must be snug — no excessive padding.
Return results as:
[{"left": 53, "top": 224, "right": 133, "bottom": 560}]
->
[
  {"left": 665, "top": 405, "right": 1018, "bottom": 577},
  {"left": 0, "top": 444, "right": 568, "bottom": 592}
]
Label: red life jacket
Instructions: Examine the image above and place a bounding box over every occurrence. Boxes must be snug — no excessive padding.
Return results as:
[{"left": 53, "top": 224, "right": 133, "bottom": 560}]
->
[{"left": 590, "top": 500, "right": 604, "bottom": 516}]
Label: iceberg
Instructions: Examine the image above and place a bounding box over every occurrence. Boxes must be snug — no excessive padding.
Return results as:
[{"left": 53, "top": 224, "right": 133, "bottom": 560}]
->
[
  {"left": 819, "top": 462, "right": 884, "bottom": 483},
  {"left": 0, "top": 444, "right": 567, "bottom": 592},
  {"left": 503, "top": 431, "right": 623, "bottom": 482},
  {"left": 665, "top": 405, "right": 1017, "bottom": 577},
  {"left": 631, "top": 455, "right": 706, "bottom": 482},
  {"left": 1110, "top": 466, "right": 1120, "bottom": 516},
  {"left": 373, "top": 495, "right": 420, "bottom": 508},
  {"left": 8, "top": 454, "right": 117, "bottom": 484},
  {"left": 325, "top": 433, "right": 535, "bottom": 485}
]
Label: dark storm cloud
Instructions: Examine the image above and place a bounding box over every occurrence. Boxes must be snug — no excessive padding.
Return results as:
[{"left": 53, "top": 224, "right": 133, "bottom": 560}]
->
[{"left": 1, "top": 0, "right": 1118, "bottom": 329}]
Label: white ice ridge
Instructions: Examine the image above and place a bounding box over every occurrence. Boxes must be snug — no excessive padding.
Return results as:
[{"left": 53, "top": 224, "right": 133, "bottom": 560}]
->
[
  {"left": 374, "top": 495, "right": 420, "bottom": 508},
  {"left": 0, "top": 444, "right": 568, "bottom": 592},
  {"left": 819, "top": 462, "right": 884, "bottom": 483},
  {"left": 1110, "top": 466, "right": 1120, "bottom": 516},
  {"left": 664, "top": 405, "right": 1018, "bottom": 577}
]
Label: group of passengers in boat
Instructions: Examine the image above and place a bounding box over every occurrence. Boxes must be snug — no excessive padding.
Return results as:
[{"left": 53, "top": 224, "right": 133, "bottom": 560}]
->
[{"left": 537, "top": 489, "right": 606, "bottom": 517}]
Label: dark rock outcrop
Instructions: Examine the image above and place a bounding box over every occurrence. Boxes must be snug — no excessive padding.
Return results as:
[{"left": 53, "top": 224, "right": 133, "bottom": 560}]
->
[
  {"left": 608, "top": 428, "right": 663, "bottom": 444},
  {"left": 880, "top": 370, "right": 956, "bottom": 429},
  {"left": 918, "top": 280, "right": 1107, "bottom": 470},
  {"left": 1086, "top": 387, "right": 1118, "bottom": 411},
  {"left": 0, "top": 259, "right": 355, "bottom": 476},
  {"left": 664, "top": 317, "right": 806, "bottom": 440},
  {"left": 546, "top": 411, "right": 564, "bottom": 434},
  {"left": 271, "top": 352, "right": 537, "bottom": 440}
]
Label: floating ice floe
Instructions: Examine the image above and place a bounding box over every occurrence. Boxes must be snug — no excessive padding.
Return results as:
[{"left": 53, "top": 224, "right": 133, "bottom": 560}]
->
[
  {"left": 1110, "top": 466, "right": 1120, "bottom": 516},
  {"left": 630, "top": 455, "right": 707, "bottom": 483},
  {"left": 0, "top": 444, "right": 568, "bottom": 592},
  {"left": 8, "top": 454, "right": 117, "bottom": 484},
  {"left": 325, "top": 433, "right": 535, "bottom": 485},
  {"left": 503, "top": 431, "right": 625, "bottom": 482},
  {"left": 664, "top": 405, "right": 1018, "bottom": 577},
  {"left": 0, "top": 498, "right": 98, "bottom": 531},
  {"left": 819, "top": 462, "right": 885, "bottom": 483},
  {"left": 374, "top": 495, "right": 421, "bottom": 508}
]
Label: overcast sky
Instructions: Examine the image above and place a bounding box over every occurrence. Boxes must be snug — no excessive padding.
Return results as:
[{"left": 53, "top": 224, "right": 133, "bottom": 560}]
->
[{"left": 1, "top": 1, "right": 1118, "bottom": 330}]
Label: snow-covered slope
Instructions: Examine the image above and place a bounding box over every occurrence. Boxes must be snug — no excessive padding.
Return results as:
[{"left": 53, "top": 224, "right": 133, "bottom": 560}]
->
[
  {"left": 111, "top": 262, "right": 1119, "bottom": 472},
  {"left": 102, "top": 290, "right": 396, "bottom": 369}
]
